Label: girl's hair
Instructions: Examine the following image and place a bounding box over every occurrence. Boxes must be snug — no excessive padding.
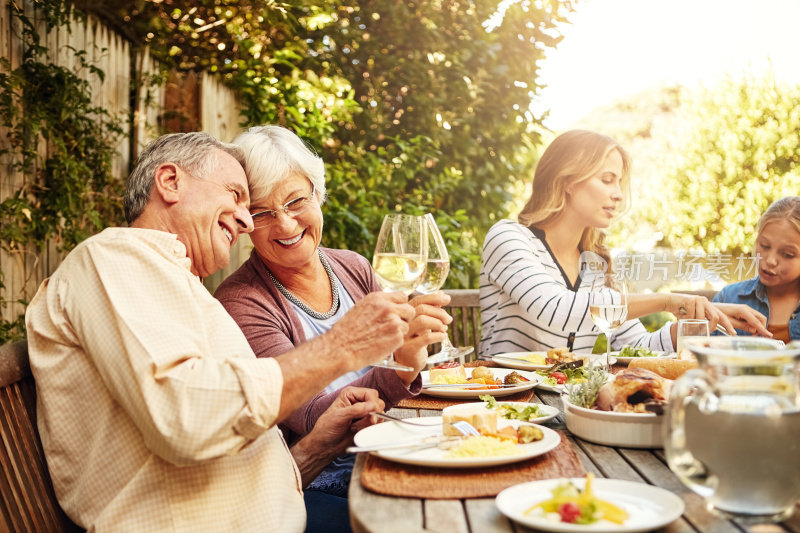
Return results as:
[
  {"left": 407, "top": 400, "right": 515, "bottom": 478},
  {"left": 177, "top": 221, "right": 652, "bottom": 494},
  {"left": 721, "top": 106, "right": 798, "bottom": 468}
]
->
[
  {"left": 232, "top": 125, "right": 326, "bottom": 206},
  {"left": 518, "top": 129, "right": 631, "bottom": 271},
  {"left": 757, "top": 196, "right": 800, "bottom": 239}
]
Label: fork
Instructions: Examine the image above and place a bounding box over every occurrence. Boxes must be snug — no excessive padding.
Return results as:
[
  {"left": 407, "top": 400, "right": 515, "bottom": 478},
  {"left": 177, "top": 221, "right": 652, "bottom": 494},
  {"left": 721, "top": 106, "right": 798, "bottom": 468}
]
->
[
  {"left": 370, "top": 411, "right": 440, "bottom": 426},
  {"left": 371, "top": 412, "right": 480, "bottom": 436}
]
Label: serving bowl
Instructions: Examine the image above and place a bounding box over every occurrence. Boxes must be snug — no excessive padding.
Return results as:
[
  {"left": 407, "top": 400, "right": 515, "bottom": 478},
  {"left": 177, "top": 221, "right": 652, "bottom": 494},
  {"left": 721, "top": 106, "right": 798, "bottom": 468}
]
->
[{"left": 561, "top": 397, "right": 665, "bottom": 449}]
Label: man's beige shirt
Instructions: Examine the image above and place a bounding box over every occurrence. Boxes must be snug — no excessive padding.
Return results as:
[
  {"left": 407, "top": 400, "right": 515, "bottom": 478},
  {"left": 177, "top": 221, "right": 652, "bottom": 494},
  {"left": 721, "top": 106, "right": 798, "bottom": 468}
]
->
[{"left": 26, "top": 228, "right": 305, "bottom": 532}]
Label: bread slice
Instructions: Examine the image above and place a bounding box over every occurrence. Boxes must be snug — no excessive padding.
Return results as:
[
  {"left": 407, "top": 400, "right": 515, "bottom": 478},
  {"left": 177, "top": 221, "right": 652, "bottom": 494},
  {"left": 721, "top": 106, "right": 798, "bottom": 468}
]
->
[
  {"left": 628, "top": 358, "right": 698, "bottom": 380},
  {"left": 442, "top": 404, "right": 498, "bottom": 436},
  {"left": 429, "top": 364, "right": 467, "bottom": 382}
]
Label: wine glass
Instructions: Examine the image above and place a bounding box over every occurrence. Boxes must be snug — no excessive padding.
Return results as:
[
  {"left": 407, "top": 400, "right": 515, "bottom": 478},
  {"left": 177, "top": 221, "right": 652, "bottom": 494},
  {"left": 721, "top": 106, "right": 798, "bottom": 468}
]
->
[
  {"left": 589, "top": 272, "right": 628, "bottom": 373},
  {"left": 371, "top": 214, "right": 427, "bottom": 371},
  {"left": 417, "top": 213, "right": 474, "bottom": 364}
]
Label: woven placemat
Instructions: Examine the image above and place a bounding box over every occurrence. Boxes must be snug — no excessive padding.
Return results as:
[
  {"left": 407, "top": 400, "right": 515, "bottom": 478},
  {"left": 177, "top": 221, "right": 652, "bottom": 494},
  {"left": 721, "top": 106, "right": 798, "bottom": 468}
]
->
[
  {"left": 399, "top": 360, "right": 536, "bottom": 410},
  {"left": 360, "top": 430, "right": 585, "bottom": 499}
]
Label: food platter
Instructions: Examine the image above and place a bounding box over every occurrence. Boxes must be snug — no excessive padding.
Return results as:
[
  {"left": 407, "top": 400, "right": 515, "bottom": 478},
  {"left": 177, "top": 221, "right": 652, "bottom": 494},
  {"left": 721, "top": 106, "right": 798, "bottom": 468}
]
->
[
  {"left": 496, "top": 478, "right": 685, "bottom": 532},
  {"left": 352, "top": 416, "right": 561, "bottom": 468},
  {"left": 421, "top": 368, "right": 541, "bottom": 398}
]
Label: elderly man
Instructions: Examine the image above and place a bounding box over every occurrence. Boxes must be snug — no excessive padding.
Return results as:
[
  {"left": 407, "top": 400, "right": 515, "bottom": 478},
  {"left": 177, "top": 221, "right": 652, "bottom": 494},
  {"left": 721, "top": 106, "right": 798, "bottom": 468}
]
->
[{"left": 25, "top": 132, "right": 417, "bottom": 531}]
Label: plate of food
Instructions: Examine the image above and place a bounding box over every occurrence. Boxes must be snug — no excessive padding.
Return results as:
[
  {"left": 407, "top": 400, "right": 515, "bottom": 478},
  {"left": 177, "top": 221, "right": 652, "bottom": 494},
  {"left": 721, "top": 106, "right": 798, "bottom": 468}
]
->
[
  {"left": 421, "top": 363, "right": 541, "bottom": 398},
  {"left": 562, "top": 365, "right": 668, "bottom": 448},
  {"left": 495, "top": 474, "right": 685, "bottom": 532},
  {"left": 476, "top": 396, "right": 560, "bottom": 424},
  {"left": 611, "top": 346, "right": 675, "bottom": 365},
  {"left": 491, "top": 351, "right": 551, "bottom": 370},
  {"left": 493, "top": 346, "right": 592, "bottom": 371},
  {"left": 351, "top": 408, "right": 561, "bottom": 468}
]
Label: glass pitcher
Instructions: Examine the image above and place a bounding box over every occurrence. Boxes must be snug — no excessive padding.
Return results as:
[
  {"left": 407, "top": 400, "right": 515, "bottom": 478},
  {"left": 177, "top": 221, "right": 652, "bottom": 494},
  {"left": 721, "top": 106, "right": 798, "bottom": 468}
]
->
[{"left": 665, "top": 337, "right": 800, "bottom": 523}]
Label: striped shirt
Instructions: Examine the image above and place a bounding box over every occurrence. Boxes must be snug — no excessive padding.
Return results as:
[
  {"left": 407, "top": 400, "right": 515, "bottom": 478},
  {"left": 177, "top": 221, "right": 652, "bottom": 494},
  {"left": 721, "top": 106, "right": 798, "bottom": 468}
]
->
[{"left": 478, "top": 220, "right": 672, "bottom": 357}]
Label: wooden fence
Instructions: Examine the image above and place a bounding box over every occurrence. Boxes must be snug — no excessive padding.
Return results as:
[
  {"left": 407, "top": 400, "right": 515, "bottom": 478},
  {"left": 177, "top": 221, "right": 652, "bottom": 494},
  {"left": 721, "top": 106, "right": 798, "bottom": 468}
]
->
[{"left": 0, "top": 0, "right": 249, "bottom": 331}]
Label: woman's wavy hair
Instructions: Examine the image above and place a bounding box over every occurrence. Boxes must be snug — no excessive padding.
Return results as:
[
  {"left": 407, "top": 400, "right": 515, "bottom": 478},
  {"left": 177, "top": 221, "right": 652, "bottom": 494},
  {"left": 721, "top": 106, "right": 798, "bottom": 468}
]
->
[{"left": 518, "top": 129, "right": 631, "bottom": 272}]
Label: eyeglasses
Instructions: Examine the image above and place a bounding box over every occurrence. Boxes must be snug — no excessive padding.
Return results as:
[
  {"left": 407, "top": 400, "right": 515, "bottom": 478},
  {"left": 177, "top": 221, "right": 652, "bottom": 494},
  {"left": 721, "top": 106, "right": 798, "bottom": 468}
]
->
[{"left": 251, "top": 182, "right": 316, "bottom": 228}]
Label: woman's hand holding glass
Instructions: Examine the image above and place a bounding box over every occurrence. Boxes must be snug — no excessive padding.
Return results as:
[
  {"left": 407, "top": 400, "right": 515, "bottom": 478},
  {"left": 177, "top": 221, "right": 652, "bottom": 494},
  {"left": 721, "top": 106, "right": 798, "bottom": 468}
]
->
[
  {"left": 391, "top": 292, "right": 452, "bottom": 383},
  {"left": 416, "top": 213, "right": 475, "bottom": 364}
]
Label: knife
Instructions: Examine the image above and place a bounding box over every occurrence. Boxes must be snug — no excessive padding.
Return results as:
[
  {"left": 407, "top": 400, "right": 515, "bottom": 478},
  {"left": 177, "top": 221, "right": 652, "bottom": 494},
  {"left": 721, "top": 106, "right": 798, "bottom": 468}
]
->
[
  {"left": 346, "top": 435, "right": 461, "bottom": 453},
  {"left": 422, "top": 382, "right": 529, "bottom": 389}
]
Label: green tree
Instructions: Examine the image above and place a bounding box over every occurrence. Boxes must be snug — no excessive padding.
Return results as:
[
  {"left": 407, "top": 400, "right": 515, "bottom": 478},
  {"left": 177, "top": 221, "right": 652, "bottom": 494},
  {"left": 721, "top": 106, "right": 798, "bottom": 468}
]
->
[
  {"left": 655, "top": 75, "right": 800, "bottom": 255},
  {"left": 91, "top": 0, "right": 575, "bottom": 288}
]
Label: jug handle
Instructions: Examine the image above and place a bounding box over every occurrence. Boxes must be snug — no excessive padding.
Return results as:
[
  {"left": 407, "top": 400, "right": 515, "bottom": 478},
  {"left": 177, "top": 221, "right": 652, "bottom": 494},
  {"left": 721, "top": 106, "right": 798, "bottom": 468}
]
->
[{"left": 664, "top": 369, "right": 718, "bottom": 498}]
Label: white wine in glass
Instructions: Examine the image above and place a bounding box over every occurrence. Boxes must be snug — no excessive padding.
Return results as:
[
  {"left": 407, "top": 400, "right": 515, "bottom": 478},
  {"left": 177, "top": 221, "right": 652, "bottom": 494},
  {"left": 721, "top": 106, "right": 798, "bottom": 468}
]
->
[
  {"left": 417, "top": 213, "right": 474, "bottom": 364},
  {"left": 589, "top": 273, "right": 628, "bottom": 373},
  {"left": 371, "top": 214, "right": 427, "bottom": 371}
]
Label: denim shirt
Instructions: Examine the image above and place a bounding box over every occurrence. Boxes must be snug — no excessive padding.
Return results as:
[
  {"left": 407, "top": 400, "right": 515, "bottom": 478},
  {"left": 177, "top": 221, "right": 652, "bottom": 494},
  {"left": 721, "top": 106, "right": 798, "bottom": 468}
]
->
[{"left": 713, "top": 277, "right": 800, "bottom": 340}]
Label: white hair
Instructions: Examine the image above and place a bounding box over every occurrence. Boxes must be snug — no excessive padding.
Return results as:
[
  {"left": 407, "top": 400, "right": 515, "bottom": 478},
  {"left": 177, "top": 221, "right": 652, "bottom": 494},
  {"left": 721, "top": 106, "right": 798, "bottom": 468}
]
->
[{"left": 232, "top": 125, "right": 326, "bottom": 205}]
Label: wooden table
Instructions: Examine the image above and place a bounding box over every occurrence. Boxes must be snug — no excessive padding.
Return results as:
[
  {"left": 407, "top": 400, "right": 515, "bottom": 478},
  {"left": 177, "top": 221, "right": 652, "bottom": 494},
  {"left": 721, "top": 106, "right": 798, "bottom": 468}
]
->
[{"left": 349, "top": 389, "right": 800, "bottom": 533}]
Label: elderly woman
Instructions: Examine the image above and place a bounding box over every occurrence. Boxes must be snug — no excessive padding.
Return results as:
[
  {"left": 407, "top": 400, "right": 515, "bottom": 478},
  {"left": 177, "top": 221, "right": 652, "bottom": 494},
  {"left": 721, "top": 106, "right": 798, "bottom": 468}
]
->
[{"left": 214, "top": 125, "right": 449, "bottom": 533}]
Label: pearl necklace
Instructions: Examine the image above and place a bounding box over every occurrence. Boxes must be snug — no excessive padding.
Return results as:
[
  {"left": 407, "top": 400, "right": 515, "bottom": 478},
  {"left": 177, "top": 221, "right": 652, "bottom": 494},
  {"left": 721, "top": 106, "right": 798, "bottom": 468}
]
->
[{"left": 267, "top": 250, "right": 340, "bottom": 320}]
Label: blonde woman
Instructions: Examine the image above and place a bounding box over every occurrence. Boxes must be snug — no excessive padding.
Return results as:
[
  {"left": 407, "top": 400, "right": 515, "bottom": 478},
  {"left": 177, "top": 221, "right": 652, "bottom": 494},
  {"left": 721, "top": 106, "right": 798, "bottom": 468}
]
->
[{"left": 478, "top": 129, "right": 769, "bottom": 357}]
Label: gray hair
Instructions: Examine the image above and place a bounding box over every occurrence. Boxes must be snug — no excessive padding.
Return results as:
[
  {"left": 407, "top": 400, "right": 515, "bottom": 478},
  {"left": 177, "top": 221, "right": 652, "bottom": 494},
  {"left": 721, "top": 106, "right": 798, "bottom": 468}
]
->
[
  {"left": 124, "top": 132, "right": 246, "bottom": 224},
  {"left": 232, "top": 125, "right": 326, "bottom": 205}
]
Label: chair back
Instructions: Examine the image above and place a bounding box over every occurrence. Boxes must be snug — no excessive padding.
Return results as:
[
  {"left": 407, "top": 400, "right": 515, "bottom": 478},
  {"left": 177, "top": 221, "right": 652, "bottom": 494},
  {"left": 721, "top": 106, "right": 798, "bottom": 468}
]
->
[
  {"left": 442, "top": 289, "right": 481, "bottom": 354},
  {"left": 0, "top": 340, "right": 83, "bottom": 532}
]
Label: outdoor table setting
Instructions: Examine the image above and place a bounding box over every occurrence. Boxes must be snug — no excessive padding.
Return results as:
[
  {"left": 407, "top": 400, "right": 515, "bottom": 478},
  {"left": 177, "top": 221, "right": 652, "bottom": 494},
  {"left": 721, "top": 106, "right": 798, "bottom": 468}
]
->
[{"left": 348, "top": 344, "right": 800, "bottom": 533}]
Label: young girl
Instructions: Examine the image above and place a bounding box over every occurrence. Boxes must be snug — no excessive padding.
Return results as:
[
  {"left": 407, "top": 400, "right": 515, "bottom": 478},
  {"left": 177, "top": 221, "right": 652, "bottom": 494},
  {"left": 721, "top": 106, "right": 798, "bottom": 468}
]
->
[
  {"left": 478, "top": 129, "right": 769, "bottom": 357},
  {"left": 714, "top": 196, "right": 800, "bottom": 342}
]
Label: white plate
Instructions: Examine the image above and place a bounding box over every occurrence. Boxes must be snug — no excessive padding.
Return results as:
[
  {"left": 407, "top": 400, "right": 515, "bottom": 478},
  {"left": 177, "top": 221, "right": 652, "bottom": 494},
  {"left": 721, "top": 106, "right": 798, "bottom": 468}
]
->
[
  {"left": 496, "top": 478, "right": 685, "bottom": 532},
  {"left": 466, "top": 400, "right": 559, "bottom": 424},
  {"left": 353, "top": 416, "right": 561, "bottom": 468},
  {"left": 421, "top": 368, "right": 541, "bottom": 398},
  {"left": 536, "top": 381, "right": 566, "bottom": 393},
  {"left": 611, "top": 350, "right": 675, "bottom": 365},
  {"left": 493, "top": 352, "right": 615, "bottom": 371},
  {"left": 492, "top": 351, "right": 551, "bottom": 370}
]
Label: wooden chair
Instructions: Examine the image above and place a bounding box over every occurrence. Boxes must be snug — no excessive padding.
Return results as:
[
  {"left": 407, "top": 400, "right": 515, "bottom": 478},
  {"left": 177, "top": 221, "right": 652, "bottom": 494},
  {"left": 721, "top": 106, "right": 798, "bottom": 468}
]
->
[
  {"left": 442, "top": 289, "right": 481, "bottom": 355},
  {"left": 0, "top": 340, "right": 83, "bottom": 532}
]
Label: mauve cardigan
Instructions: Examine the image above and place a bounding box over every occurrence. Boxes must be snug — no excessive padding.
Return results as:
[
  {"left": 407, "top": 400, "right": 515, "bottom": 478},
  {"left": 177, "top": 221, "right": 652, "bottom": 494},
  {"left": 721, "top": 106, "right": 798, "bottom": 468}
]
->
[{"left": 214, "top": 247, "right": 422, "bottom": 442}]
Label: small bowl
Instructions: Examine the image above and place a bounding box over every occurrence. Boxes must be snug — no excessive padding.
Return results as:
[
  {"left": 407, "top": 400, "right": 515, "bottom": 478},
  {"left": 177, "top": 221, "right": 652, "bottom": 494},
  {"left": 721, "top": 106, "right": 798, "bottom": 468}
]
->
[{"left": 561, "top": 397, "right": 665, "bottom": 448}]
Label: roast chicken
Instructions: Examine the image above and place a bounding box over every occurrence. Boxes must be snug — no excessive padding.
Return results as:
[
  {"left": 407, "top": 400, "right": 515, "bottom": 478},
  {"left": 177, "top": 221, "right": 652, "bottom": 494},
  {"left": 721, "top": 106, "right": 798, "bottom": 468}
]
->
[{"left": 596, "top": 367, "right": 669, "bottom": 413}]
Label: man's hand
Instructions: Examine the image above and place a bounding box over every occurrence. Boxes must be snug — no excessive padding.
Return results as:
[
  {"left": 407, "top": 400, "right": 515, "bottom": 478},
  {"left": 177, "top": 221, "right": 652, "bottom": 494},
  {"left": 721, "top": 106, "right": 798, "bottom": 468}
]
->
[
  {"left": 393, "top": 292, "right": 452, "bottom": 384},
  {"left": 327, "top": 292, "right": 416, "bottom": 369},
  {"left": 290, "top": 387, "right": 384, "bottom": 486}
]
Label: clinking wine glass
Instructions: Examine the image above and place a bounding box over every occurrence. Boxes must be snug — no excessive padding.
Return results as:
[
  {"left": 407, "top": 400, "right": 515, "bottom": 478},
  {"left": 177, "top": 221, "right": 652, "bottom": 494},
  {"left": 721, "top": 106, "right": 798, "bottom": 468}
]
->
[
  {"left": 589, "top": 273, "right": 628, "bottom": 373},
  {"left": 371, "top": 214, "right": 427, "bottom": 371},
  {"left": 417, "top": 213, "right": 474, "bottom": 364}
]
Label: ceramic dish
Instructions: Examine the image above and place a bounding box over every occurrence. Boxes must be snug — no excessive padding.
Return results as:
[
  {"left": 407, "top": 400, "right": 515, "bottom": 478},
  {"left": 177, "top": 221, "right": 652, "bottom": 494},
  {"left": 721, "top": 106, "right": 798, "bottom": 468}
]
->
[
  {"left": 421, "top": 368, "right": 541, "bottom": 399},
  {"left": 496, "top": 478, "right": 685, "bottom": 532},
  {"left": 352, "top": 416, "right": 561, "bottom": 468},
  {"left": 561, "top": 397, "right": 665, "bottom": 448}
]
